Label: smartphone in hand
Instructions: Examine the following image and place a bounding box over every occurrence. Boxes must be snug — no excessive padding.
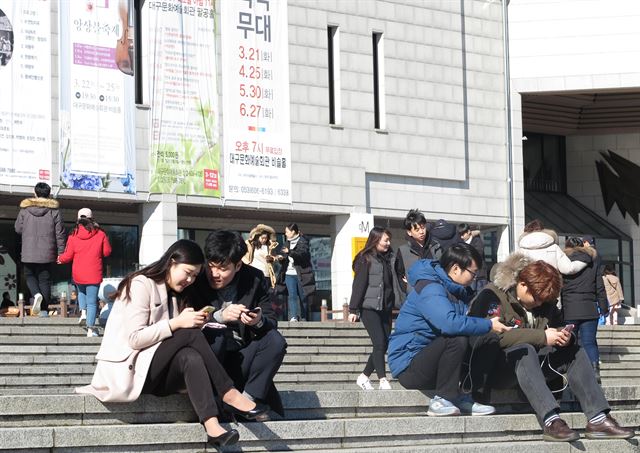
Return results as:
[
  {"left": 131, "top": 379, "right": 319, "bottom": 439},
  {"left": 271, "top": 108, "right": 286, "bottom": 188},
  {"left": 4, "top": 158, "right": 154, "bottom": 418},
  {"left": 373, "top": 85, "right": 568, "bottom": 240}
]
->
[
  {"left": 562, "top": 323, "right": 575, "bottom": 334},
  {"left": 247, "top": 307, "right": 261, "bottom": 314},
  {"left": 201, "top": 306, "right": 216, "bottom": 314}
]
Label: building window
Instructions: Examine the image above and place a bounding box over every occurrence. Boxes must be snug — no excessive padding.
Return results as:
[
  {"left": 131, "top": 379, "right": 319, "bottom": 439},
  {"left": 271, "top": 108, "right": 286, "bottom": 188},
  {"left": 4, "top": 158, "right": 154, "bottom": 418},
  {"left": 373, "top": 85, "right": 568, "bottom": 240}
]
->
[
  {"left": 372, "top": 31, "right": 385, "bottom": 130},
  {"left": 523, "top": 132, "right": 566, "bottom": 193},
  {"left": 327, "top": 25, "right": 341, "bottom": 125}
]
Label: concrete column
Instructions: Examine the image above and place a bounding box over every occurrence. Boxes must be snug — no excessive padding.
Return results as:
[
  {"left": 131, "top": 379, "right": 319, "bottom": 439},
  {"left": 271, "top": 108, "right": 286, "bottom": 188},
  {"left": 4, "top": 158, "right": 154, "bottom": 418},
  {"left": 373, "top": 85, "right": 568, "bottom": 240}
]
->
[
  {"left": 139, "top": 196, "right": 178, "bottom": 266},
  {"left": 330, "top": 213, "right": 374, "bottom": 318}
]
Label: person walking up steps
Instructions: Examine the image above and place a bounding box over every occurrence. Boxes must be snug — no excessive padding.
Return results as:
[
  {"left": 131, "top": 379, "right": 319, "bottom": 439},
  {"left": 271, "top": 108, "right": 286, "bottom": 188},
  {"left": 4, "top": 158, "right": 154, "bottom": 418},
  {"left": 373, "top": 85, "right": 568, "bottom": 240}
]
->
[
  {"left": 57, "top": 208, "right": 112, "bottom": 337},
  {"left": 15, "top": 182, "right": 66, "bottom": 316}
]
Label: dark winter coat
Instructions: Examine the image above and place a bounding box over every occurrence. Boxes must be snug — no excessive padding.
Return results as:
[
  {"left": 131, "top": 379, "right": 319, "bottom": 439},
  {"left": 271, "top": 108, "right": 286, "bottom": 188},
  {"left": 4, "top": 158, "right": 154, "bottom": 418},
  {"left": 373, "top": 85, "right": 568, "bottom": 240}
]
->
[
  {"left": 349, "top": 250, "right": 405, "bottom": 313},
  {"left": 280, "top": 235, "right": 315, "bottom": 297},
  {"left": 561, "top": 246, "right": 607, "bottom": 320},
  {"left": 469, "top": 253, "right": 567, "bottom": 349},
  {"left": 429, "top": 221, "right": 462, "bottom": 256},
  {"left": 398, "top": 237, "right": 432, "bottom": 286},
  {"left": 187, "top": 264, "right": 285, "bottom": 415},
  {"left": 57, "top": 226, "right": 112, "bottom": 285},
  {"left": 15, "top": 197, "right": 66, "bottom": 263}
]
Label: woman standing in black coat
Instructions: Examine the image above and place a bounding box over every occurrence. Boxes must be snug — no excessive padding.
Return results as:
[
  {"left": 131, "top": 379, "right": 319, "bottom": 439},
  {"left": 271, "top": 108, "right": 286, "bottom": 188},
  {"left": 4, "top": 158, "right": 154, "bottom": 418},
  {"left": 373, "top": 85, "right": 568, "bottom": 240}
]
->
[
  {"left": 561, "top": 237, "right": 608, "bottom": 373},
  {"left": 348, "top": 227, "right": 405, "bottom": 390}
]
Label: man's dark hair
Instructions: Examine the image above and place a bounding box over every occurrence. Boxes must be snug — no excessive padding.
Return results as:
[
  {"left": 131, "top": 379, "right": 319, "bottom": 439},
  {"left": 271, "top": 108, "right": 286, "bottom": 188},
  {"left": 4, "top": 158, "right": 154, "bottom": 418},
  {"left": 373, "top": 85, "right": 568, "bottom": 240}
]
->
[
  {"left": 403, "top": 209, "right": 427, "bottom": 231},
  {"left": 204, "top": 229, "right": 248, "bottom": 265},
  {"left": 34, "top": 182, "right": 51, "bottom": 198},
  {"left": 439, "top": 242, "right": 483, "bottom": 273},
  {"left": 286, "top": 223, "right": 299, "bottom": 234},
  {"left": 457, "top": 223, "right": 471, "bottom": 234}
]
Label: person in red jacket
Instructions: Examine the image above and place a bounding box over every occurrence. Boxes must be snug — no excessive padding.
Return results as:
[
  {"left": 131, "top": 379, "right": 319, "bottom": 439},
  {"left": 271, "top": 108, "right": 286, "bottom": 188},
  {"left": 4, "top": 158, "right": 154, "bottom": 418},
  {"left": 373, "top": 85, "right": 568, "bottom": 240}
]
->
[{"left": 58, "top": 208, "right": 112, "bottom": 337}]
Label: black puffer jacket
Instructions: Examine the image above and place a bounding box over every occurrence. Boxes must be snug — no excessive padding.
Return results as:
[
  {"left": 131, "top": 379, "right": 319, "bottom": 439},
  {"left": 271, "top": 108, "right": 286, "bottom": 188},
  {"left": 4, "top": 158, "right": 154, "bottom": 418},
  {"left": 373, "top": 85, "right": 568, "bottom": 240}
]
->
[
  {"left": 561, "top": 246, "right": 607, "bottom": 320},
  {"left": 429, "top": 220, "right": 462, "bottom": 254}
]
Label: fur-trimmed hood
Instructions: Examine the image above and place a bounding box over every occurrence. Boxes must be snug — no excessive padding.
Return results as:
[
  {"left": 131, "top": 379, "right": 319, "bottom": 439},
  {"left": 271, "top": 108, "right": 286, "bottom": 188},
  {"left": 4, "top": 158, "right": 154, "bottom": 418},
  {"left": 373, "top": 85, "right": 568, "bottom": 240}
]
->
[
  {"left": 564, "top": 245, "right": 597, "bottom": 259},
  {"left": 248, "top": 224, "right": 276, "bottom": 242},
  {"left": 517, "top": 229, "right": 558, "bottom": 250},
  {"left": 490, "top": 252, "right": 534, "bottom": 292},
  {"left": 19, "top": 197, "right": 59, "bottom": 209}
]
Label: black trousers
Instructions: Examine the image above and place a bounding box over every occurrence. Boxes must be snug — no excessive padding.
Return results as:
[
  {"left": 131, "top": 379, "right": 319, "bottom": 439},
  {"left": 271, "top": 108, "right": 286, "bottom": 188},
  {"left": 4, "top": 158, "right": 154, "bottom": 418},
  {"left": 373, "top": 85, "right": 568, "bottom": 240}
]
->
[
  {"left": 472, "top": 334, "right": 610, "bottom": 427},
  {"left": 398, "top": 336, "right": 468, "bottom": 401},
  {"left": 142, "top": 328, "right": 235, "bottom": 423},
  {"left": 23, "top": 262, "right": 52, "bottom": 310},
  {"left": 204, "top": 328, "right": 287, "bottom": 401},
  {"left": 360, "top": 308, "right": 392, "bottom": 379}
]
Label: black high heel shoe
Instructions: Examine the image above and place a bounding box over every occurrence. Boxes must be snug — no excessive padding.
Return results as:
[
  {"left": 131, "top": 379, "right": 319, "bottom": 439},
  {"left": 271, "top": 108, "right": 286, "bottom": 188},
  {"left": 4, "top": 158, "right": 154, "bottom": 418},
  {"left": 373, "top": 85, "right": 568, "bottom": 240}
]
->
[
  {"left": 207, "top": 428, "right": 239, "bottom": 451},
  {"left": 223, "top": 401, "right": 269, "bottom": 421}
]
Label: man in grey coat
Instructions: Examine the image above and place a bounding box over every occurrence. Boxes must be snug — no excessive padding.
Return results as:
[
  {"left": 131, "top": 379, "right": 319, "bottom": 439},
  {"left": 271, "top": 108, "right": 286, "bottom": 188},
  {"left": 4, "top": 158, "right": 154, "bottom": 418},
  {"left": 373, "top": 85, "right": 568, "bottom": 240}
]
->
[{"left": 15, "top": 182, "right": 65, "bottom": 316}]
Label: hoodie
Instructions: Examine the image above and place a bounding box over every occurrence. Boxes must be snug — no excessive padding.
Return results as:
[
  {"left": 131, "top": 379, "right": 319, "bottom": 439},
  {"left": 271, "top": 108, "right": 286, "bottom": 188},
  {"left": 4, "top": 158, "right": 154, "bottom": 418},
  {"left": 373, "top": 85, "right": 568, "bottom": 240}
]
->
[
  {"left": 517, "top": 229, "right": 587, "bottom": 275},
  {"left": 58, "top": 226, "right": 112, "bottom": 284},
  {"left": 387, "top": 259, "right": 491, "bottom": 377},
  {"left": 15, "top": 197, "right": 66, "bottom": 263}
]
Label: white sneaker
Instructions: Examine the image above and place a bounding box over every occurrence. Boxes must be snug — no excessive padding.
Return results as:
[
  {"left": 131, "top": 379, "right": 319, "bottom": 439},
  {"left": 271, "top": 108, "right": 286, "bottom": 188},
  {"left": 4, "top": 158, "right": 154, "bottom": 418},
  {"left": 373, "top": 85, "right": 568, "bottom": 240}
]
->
[
  {"left": 86, "top": 328, "right": 99, "bottom": 338},
  {"left": 78, "top": 310, "right": 86, "bottom": 326},
  {"left": 378, "top": 377, "right": 392, "bottom": 390},
  {"left": 454, "top": 394, "right": 496, "bottom": 416},
  {"left": 427, "top": 395, "right": 461, "bottom": 417},
  {"left": 31, "top": 293, "right": 43, "bottom": 315},
  {"left": 356, "top": 373, "right": 374, "bottom": 390},
  {"left": 289, "top": 317, "right": 299, "bottom": 322}
]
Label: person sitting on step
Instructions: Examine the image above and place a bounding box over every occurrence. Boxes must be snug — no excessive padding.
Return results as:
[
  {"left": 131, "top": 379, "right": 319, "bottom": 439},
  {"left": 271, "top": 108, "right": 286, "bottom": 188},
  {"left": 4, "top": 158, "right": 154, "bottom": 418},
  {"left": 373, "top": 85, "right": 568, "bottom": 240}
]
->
[
  {"left": 387, "top": 243, "right": 510, "bottom": 416},
  {"left": 185, "top": 230, "right": 287, "bottom": 421},
  {"left": 76, "top": 239, "right": 267, "bottom": 452},
  {"left": 467, "top": 255, "right": 634, "bottom": 442}
]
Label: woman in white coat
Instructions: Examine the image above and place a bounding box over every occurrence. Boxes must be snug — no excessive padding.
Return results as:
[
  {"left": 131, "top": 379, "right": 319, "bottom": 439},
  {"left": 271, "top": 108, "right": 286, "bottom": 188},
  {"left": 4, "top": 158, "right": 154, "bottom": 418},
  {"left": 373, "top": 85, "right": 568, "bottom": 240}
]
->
[
  {"left": 517, "top": 219, "right": 587, "bottom": 275},
  {"left": 76, "top": 240, "right": 266, "bottom": 451}
]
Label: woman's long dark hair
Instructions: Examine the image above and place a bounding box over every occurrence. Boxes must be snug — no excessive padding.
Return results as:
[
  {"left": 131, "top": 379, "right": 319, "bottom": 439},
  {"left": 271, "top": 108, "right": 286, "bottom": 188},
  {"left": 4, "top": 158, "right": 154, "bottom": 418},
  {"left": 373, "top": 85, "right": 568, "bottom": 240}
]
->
[
  {"left": 71, "top": 217, "right": 101, "bottom": 235},
  {"left": 352, "top": 227, "right": 391, "bottom": 270},
  {"left": 115, "top": 239, "right": 205, "bottom": 302}
]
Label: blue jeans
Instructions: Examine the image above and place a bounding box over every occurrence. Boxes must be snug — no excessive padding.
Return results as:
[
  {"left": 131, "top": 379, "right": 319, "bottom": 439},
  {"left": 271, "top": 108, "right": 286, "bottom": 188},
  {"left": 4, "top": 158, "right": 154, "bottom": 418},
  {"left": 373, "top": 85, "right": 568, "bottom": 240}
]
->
[
  {"left": 77, "top": 284, "right": 100, "bottom": 328},
  {"left": 564, "top": 318, "right": 599, "bottom": 364},
  {"left": 285, "top": 274, "right": 307, "bottom": 320}
]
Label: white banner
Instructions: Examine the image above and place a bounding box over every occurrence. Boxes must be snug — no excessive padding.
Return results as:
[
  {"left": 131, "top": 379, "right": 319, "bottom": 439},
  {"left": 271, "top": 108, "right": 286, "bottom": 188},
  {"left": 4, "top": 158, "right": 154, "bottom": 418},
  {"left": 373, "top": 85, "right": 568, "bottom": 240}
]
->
[
  {"left": 0, "top": 1, "right": 51, "bottom": 185},
  {"left": 59, "top": 0, "right": 136, "bottom": 193},
  {"left": 221, "top": 0, "right": 291, "bottom": 203},
  {"left": 144, "top": 0, "right": 221, "bottom": 196}
]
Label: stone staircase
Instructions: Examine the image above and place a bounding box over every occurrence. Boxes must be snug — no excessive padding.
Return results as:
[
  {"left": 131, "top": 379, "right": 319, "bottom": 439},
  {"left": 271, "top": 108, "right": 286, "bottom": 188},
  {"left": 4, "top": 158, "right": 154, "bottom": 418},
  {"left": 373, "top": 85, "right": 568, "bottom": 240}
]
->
[{"left": 0, "top": 318, "right": 639, "bottom": 452}]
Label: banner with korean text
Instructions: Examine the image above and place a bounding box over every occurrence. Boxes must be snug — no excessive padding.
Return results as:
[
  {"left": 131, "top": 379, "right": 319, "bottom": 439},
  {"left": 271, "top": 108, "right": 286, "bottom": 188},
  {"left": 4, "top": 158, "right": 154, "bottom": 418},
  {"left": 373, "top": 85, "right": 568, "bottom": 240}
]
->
[
  {"left": 58, "top": 0, "right": 136, "bottom": 193},
  {"left": 221, "top": 0, "right": 292, "bottom": 203},
  {"left": 144, "top": 0, "right": 221, "bottom": 196},
  {"left": 0, "top": 1, "right": 51, "bottom": 185}
]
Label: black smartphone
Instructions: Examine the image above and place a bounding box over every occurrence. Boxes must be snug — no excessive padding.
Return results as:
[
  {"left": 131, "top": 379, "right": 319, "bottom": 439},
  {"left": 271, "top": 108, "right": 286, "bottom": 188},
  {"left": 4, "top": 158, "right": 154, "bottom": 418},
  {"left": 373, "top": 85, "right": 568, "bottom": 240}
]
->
[{"left": 247, "top": 307, "right": 261, "bottom": 314}]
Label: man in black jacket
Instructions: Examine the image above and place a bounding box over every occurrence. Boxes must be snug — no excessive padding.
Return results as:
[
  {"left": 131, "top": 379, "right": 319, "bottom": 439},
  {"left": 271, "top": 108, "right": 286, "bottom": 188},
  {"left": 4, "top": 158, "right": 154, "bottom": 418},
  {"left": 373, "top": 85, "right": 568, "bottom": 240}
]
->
[
  {"left": 187, "top": 230, "right": 287, "bottom": 419},
  {"left": 397, "top": 209, "right": 431, "bottom": 291}
]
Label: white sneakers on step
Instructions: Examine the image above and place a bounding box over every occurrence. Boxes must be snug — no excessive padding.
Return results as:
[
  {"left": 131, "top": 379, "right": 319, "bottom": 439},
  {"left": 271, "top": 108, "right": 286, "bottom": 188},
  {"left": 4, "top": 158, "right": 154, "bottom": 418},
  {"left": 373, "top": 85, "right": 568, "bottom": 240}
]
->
[{"left": 357, "top": 374, "right": 392, "bottom": 390}]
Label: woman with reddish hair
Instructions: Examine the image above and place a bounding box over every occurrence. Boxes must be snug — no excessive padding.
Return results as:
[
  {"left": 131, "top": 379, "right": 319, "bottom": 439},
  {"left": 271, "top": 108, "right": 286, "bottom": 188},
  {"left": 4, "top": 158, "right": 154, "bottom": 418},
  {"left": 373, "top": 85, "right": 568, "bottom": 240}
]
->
[{"left": 468, "top": 255, "right": 633, "bottom": 443}]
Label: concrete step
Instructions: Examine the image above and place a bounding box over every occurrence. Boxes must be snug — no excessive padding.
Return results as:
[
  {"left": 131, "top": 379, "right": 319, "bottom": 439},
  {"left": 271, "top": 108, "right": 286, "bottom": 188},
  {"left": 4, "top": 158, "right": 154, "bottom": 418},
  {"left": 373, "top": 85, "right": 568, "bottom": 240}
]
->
[
  {"left": 0, "top": 410, "right": 638, "bottom": 452},
  {"left": 2, "top": 386, "right": 640, "bottom": 426}
]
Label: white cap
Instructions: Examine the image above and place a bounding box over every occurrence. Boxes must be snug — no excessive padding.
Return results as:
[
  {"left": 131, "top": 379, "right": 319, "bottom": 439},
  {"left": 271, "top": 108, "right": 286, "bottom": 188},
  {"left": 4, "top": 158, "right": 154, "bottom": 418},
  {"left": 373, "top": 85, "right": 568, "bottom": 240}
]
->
[{"left": 77, "top": 208, "right": 93, "bottom": 219}]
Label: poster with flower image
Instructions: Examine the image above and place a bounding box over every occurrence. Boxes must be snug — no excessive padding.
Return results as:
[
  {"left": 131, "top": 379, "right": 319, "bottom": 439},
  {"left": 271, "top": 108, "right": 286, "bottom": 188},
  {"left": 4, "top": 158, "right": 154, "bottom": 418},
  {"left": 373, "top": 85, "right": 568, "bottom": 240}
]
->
[
  {"left": 58, "top": 0, "right": 136, "bottom": 193},
  {"left": 143, "top": 0, "right": 221, "bottom": 196}
]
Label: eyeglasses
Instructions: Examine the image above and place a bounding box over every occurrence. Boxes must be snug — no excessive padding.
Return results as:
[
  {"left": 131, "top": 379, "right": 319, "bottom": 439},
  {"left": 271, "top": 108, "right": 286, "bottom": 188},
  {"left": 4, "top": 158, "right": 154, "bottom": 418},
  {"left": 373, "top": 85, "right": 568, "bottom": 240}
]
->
[{"left": 464, "top": 267, "right": 478, "bottom": 280}]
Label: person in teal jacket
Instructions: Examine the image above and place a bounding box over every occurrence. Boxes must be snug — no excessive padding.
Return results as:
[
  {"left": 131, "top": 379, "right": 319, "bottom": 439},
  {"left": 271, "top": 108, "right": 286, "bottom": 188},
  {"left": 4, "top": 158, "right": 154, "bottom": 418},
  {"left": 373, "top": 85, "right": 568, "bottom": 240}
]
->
[{"left": 387, "top": 242, "right": 509, "bottom": 416}]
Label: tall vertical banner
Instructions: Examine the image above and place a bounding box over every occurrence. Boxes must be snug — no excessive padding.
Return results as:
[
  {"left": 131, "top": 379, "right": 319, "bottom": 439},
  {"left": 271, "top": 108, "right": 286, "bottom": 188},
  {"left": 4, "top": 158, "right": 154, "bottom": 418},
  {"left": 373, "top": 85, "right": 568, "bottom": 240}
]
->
[
  {"left": 144, "top": 1, "right": 221, "bottom": 196},
  {"left": 0, "top": 1, "right": 51, "bottom": 185},
  {"left": 221, "top": 0, "right": 292, "bottom": 203},
  {"left": 59, "top": 0, "right": 136, "bottom": 193}
]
